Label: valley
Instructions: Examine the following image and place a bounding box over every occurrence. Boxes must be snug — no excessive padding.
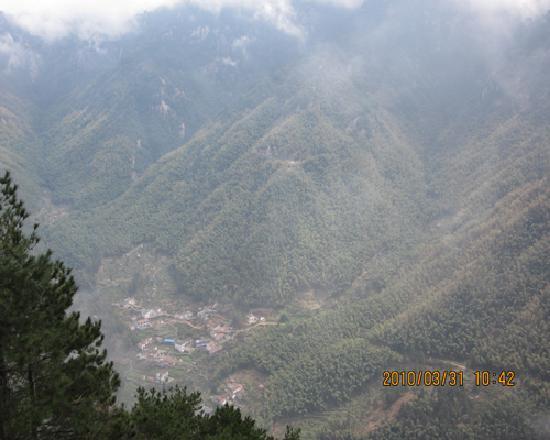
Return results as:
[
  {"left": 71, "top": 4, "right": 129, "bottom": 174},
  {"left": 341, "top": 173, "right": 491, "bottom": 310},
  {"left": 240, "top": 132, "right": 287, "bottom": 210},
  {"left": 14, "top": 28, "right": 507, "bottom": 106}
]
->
[
  {"left": 0, "top": 1, "right": 549, "bottom": 438},
  {"left": 88, "top": 242, "right": 334, "bottom": 415}
]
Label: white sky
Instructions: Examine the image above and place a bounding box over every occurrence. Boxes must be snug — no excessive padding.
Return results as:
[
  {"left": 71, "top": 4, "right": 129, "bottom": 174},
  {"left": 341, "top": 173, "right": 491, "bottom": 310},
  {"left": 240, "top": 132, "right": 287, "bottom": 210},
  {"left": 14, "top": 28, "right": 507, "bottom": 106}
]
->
[
  {"left": 0, "top": 0, "right": 298, "bottom": 40},
  {"left": 0, "top": 0, "right": 548, "bottom": 41},
  {"left": 463, "top": 0, "right": 550, "bottom": 16}
]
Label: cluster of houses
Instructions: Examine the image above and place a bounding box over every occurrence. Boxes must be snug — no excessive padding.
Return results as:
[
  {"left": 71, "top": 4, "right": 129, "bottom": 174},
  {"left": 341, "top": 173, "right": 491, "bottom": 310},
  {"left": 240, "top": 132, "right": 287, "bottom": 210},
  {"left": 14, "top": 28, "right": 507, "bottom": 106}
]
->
[
  {"left": 121, "top": 297, "right": 193, "bottom": 331},
  {"left": 154, "top": 336, "right": 222, "bottom": 354},
  {"left": 134, "top": 319, "right": 153, "bottom": 330},
  {"left": 197, "top": 304, "right": 218, "bottom": 321},
  {"left": 136, "top": 333, "right": 225, "bottom": 366},
  {"left": 121, "top": 298, "right": 223, "bottom": 333},
  {"left": 117, "top": 297, "right": 274, "bottom": 402},
  {"left": 136, "top": 340, "right": 179, "bottom": 367},
  {"left": 137, "top": 337, "right": 184, "bottom": 363},
  {"left": 120, "top": 299, "right": 274, "bottom": 364}
]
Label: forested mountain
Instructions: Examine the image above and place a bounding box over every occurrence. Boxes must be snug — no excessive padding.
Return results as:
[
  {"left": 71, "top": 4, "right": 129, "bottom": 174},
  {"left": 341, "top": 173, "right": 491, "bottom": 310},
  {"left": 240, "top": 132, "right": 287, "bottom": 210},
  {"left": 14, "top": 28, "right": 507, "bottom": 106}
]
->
[
  {"left": 0, "top": 170, "right": 300, "bottom": 438},
  {"left": 0, "top": 0, "right": 549, "bottom": 438}
]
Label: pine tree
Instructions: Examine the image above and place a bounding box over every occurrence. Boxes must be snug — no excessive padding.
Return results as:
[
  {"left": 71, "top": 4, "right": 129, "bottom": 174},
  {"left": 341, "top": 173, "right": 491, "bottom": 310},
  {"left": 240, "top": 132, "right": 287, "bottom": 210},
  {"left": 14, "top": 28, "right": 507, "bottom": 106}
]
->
[
  {"left": 0, "top": 171, "right": 124, "bottom": 439},
  {"left": 130, "top": 386, "right": 301, "bottom": 440}
]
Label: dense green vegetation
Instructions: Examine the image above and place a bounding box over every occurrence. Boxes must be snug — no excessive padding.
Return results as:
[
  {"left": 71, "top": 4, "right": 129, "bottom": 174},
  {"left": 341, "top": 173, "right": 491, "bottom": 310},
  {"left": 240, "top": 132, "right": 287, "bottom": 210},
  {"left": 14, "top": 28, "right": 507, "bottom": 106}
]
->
[
  {"left": 0, "top": 172, "right": 299, "bottom": 439},
  {"left": 1, "top": 2, "right": 549, "bottom": 438},
  {"left": 44, "top": 82, "right": 429, "bottom": 303},
  {"left": 214, "top": 173, "right": 549, "bottom": 437},
  {"left": 209, "top": 107, "right": 549, "bottom": 435},
  {"left": 365, "top": 388, "right": 541, "bottom": 440}
]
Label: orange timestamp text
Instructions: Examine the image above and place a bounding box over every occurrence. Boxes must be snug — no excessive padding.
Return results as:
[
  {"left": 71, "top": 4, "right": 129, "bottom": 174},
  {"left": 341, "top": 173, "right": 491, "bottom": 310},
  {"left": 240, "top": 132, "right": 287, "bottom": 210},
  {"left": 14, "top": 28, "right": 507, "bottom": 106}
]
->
[{"left": 383, "top": 370, "right": 464, "bottom": 387}]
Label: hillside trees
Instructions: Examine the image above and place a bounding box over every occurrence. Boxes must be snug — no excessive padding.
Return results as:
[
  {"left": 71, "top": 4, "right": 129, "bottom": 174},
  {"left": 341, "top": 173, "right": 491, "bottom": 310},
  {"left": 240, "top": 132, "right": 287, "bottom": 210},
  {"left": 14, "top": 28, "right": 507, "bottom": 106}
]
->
[
  {"left": 0, "top": 171, "right": 300, "bottom": 439},
  {"left": 366, "top": 388, "right": 540, "bottom": 440}
]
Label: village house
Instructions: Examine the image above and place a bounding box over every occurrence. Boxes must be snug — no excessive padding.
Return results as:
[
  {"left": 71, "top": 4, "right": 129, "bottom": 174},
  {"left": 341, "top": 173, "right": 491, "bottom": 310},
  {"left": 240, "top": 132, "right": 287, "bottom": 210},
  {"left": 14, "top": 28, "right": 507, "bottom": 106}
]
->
[
  {"left": 195, "top": 339, "right": 209, "bottom": 350},
  {"left": 174, "top": 341, "right": 190, "bottom": 353},
  {"left": 154, "top": 371, "right": 174, "bottom": 384},
  {"left": 122, "top": 297, "right": 138, "bottom": 309},
  {"left": 175, "top": 311, "right": 194, "bottom": 320},
  {"left": 206, "top": 341, "right": 222, "bottom": 354},
  {"left": 135, "top": 319, "right": 152, "bottom": 330},
  {"left": 227, "top": 383, "right": 244, "bottom": 400},
  {"left": 138, "top": 337, "right": 153, "bottom": 351},
  {"left": 197, "top": 304, "right": 218, "bottom": 321},
  {"left": 210, "top": 324, "right": 232, "bottom": 341},
  {"left": 142, "top": 307, "right": 167, "bottom": 320},
  {"left": 142, "top": 309, "right": 155, "bottom": 319}
]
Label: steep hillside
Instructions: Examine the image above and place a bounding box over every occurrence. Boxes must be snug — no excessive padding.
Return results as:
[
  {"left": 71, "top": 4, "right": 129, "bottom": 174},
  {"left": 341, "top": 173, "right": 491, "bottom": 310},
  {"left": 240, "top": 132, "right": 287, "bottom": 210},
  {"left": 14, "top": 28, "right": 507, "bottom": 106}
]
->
[
  {"left": 0, "top": 2, "right": 548, "bottom": 439},
  {"left": 206, "top": 20, "right": 550, "bottom": 431},
  {"left": 219, "top": 102, "right": 548, "bottom": 439},
  {"left": 216, "top": 167, "right": 548, "bottom": 438},
  {"left": 47, "top": 82, "right": 430, "bottom": 304},
  {"left": 0, "top": 86, "right": 43, "bottom": 207}
]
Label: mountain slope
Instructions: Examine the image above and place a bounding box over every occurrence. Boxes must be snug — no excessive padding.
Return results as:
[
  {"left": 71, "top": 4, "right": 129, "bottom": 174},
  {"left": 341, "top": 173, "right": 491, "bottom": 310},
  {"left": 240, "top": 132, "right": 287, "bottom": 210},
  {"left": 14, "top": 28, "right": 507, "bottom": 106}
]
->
[{"left": 0, "top": 2, "right": 548, "bottom": 439}]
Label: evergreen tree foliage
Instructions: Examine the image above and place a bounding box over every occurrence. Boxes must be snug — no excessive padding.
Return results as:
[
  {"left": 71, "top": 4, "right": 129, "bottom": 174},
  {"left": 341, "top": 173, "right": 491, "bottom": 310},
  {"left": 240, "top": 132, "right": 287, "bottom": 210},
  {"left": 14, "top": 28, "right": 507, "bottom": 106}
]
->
[
  {"left": 130, "top": 386, "right": 301, "bottom": 440},
  {"left": 0, "top": 171, "right": 123, "bottom": 438}
]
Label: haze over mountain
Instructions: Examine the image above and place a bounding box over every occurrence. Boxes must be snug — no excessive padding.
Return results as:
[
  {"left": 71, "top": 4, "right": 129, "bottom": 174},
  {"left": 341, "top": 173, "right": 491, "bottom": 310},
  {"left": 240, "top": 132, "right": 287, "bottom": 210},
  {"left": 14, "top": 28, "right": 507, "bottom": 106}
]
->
[{"left": 0, "top": 0, "right": 549, "bottom": 438}]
